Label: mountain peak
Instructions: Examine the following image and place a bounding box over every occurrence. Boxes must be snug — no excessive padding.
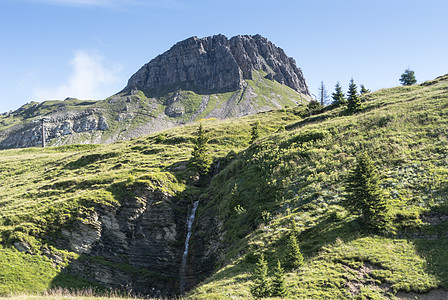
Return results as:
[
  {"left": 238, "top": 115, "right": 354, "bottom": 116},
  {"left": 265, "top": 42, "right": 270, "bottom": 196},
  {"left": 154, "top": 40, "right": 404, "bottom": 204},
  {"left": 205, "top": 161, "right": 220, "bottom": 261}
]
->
[
  {"left": 126, "top": 34, "right": 309, "bottom": 95},
  {"left": 0, "top": 34, "right": 311, "bottom": 150}
]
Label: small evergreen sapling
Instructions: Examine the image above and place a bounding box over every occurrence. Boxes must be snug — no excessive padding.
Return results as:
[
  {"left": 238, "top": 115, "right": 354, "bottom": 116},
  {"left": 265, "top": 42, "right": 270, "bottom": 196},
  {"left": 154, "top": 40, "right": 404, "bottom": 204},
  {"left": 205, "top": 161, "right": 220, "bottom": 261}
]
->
[
  {"left": 250, "top": 120, "right": 260, "bottom": 144},
  {"left": 284, "top": 221, "right": 304, "bottom": 270},
  {"left": 360, "top": 85, "right": 370, "bottom": 94},
  {"left": 332, "top": 82, "right": 346, "bottom": 105},
  {"left": 189, "top": 123, "right": 212, "bottom": 176},
  {"left": 271, "top": 260, "right": 288, "bottom": 297},
  {"left": 250, "top": 253, "right": 270, "bottom": 298},
  {"left": 345, "top": 152, "right": 389, "bottom": 232},
  {"left": 347, "top": 78, "right": 362, "bottom": 112}
]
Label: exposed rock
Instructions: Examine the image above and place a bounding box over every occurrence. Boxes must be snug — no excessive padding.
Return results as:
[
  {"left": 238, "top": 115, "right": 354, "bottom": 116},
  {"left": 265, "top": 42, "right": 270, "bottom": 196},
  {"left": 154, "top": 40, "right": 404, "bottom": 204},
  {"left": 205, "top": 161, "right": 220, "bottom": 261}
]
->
[
  {"left": 98, "top": 116, "right": 109, "bottom": 131},
  {"left": 0, "top": 108, "right": 113, "bottom": 149},
  {"left": 187, "top": 210, "right": 224, "bottom": 292},
  {"left": 13, "top": 241, "right": 31, "bottom": 253},
  {"left": 61, "top": 211, "right": 102, "bottom": 254},
  {"left": 73, "top": 116, "right": 98, "bottom": 132},
  {"left": 126, "top": 35, "right": 244, "bottom": 94},
  {"left": 165, "top": 91, "right": 185, "bottom": 117},
  {"left": 58, "top": 186, "right": 187, "bottom": 297},
  {"left": 229, "top": 34, "right": 309, "bottom": 95},
  {"left": 126, "top": 34, "right": 309, "bottom": 96}
]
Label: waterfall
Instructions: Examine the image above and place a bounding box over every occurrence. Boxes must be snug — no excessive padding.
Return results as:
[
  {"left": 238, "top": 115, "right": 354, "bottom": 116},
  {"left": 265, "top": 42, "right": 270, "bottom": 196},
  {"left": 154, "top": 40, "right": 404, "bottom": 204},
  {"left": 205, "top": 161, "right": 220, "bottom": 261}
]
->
[{"left": 180, "top": 200, "right": 199, "bottom": 293}]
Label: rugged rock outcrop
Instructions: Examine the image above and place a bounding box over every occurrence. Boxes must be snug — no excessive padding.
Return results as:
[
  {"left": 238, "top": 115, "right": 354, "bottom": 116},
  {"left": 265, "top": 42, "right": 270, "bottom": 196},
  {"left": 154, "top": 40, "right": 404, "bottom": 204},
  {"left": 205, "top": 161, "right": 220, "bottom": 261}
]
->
[
  {"left": 0, "top": 109, "right": 111, "bottom": 149},
  {"left": 126, "top": 34, "right": 310, "bottom": 96},
  {"left": 57, "top": 185, "right": 189, "bottom": 297}
]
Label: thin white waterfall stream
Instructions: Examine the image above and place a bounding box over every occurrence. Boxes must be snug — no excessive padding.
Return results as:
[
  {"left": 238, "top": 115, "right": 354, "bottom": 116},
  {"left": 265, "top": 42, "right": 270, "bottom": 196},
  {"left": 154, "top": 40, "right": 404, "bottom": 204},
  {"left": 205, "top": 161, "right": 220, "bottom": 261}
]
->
[{"left": 180, "top": 200, "right": 199, "bottom": 293}]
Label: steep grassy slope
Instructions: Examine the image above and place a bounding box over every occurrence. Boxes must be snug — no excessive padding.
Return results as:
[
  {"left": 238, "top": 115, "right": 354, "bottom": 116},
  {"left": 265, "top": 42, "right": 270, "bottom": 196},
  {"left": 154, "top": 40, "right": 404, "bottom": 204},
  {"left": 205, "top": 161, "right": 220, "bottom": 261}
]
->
[
  {"left": 189, "top": 74, "right": 448, "bottom": 299},
  {"left": 0, "top": 74, "right": 447, "bottom": 299},
  {"left": 0, "top": 105, "right": 304, "bottom": 296}
]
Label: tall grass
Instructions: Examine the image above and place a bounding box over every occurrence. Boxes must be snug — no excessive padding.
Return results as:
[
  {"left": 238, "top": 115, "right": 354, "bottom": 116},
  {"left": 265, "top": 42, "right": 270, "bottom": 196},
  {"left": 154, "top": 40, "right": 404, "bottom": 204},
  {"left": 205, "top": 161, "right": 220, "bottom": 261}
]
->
[{"left": 1, "top": 287, "right": 138, "bottom": 299}]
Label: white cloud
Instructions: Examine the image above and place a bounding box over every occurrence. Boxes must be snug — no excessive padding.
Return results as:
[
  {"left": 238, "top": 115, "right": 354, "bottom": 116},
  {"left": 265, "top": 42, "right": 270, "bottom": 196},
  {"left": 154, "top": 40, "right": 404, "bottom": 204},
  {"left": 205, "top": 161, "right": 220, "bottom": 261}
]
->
[{"left": 33, "top": 50, "right": 121, "bottom": 101}]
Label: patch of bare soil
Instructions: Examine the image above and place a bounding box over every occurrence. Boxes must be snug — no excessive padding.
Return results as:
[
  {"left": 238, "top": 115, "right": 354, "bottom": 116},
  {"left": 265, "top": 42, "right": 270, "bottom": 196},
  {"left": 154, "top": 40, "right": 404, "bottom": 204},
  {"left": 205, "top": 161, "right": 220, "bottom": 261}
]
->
[
  {"left": 396, "top": 288, "right": 448, "bottom": 300},
  {"left": 342, "top": 262, "right": 390, "bottom": 297}
]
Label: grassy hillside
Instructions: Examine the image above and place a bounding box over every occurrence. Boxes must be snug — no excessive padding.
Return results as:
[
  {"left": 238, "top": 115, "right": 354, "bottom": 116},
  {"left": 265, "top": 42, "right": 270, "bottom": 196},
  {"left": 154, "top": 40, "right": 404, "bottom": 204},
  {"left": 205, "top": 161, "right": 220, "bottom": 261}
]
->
[
  {"left": 0, "top": 73, "right": 308, "bottom": 148},
  {"left": 188, "top": 74, "right": 448, "bottom": 299},
  {"left": 0, "top": 74, "right": 448, "bottom": 299},
  {"left": 0, "top": 104, "right": 303, "bottom": 295}
]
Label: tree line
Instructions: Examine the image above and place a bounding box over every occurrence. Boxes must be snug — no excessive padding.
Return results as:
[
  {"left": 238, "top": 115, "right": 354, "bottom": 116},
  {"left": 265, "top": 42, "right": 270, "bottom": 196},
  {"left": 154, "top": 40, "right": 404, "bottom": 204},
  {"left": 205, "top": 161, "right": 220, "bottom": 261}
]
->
[{"left": 317, "top": 68, "right": 417, "bottom": 113}]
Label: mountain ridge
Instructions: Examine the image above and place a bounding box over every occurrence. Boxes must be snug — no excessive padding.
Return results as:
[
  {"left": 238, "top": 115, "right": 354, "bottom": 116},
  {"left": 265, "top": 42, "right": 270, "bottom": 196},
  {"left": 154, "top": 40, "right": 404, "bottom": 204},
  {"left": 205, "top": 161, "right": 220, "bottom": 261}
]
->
[{"left": 0, "top": 34, "right": 310, "bottom": 150}]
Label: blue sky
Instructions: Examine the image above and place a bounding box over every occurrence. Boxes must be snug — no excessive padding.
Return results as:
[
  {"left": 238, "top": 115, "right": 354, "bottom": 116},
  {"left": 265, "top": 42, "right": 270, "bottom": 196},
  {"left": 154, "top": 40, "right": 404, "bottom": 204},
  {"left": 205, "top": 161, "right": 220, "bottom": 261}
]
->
[{"left": 0, "top": 0, "right": 447, "bottom": 113}]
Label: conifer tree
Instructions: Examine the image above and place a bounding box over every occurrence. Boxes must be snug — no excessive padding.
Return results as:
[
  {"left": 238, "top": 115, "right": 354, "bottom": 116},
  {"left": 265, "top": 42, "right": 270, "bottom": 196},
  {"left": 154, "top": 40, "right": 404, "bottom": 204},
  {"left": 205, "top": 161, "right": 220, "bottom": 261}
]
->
[
  {"left": 271, "top": 260, "right": 288, "bottom": 297},
  {"left": 332, "top": 82, "right": 346, "bottom": 105},
  {"left": 284, "top": 222, "right": 304, "bottom": 270},
  {"left": 345, "top": 152, "right": 389, "bottom": 231},
  {"left": 360, "top": 84, "right": 370, "bottom": 94},
  {"left": 250, "top": 253, "right": 270, "bottom": 298},
  {"left": 399, "top": 68, "right": 417, "bottom": 86},
  {"left": 347, "top": 78, "right": 362, "bottom": 112},
  {"left": 189, "top": 123, "right": 211, "bottom": 175},
  {"left": 250, "top": 120, "right": 260, "bottom": 144}
]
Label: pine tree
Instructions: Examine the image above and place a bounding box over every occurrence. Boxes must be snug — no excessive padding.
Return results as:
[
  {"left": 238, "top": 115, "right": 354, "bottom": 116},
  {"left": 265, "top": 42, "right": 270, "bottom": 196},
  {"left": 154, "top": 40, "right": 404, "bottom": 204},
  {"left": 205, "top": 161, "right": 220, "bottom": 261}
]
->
[
  {"left": 271, "top": 260, "right": 288, "bottom": 297},
  {"left": 284, "top": 222, "right": 304, "bottom": 270},
  {"left": 345, "top": 152, "right": 389, "bottom": 231},
  {"left": 250, "top": 120, "right": 260, "bottom": 144},
  {"left": 399, "top": 68, "right": 417, "bottom": 86},
  {"left": 189, "top": 123, "right": 211, "bottom": 175},
  {"left": 360, "top": 85, "right": 370, "bottom": 94},
  {"left": 250, "top": 253, "right": 270, "bottom": 298},
  {"left": 332, "top": 82, "right": 346, "bottom": 105},
  {"left": 347, "top": 78, "right": 362, "bottom": 112}
]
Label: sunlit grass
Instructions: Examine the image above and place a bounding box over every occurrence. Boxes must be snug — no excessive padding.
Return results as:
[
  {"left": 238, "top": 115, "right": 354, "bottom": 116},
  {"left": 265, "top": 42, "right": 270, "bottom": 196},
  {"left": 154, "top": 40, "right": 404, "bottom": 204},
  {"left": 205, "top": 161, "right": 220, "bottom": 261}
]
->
[{"left": 1, "top": 75, "right": 448, "bottom": 298}]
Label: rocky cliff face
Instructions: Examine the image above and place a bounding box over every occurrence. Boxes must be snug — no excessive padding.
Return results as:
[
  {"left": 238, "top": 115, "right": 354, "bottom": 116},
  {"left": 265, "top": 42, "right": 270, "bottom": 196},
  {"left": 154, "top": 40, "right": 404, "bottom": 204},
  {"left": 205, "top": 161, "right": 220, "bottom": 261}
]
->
[
  {"left": 56, "top": 185, "right": 189, "bottom": 297},
  {"left": 0, "top": 109, "right": 109, "bottom": 149},
  {"left": 126, "top": 34, "right": 309, "bottom": 96}
]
